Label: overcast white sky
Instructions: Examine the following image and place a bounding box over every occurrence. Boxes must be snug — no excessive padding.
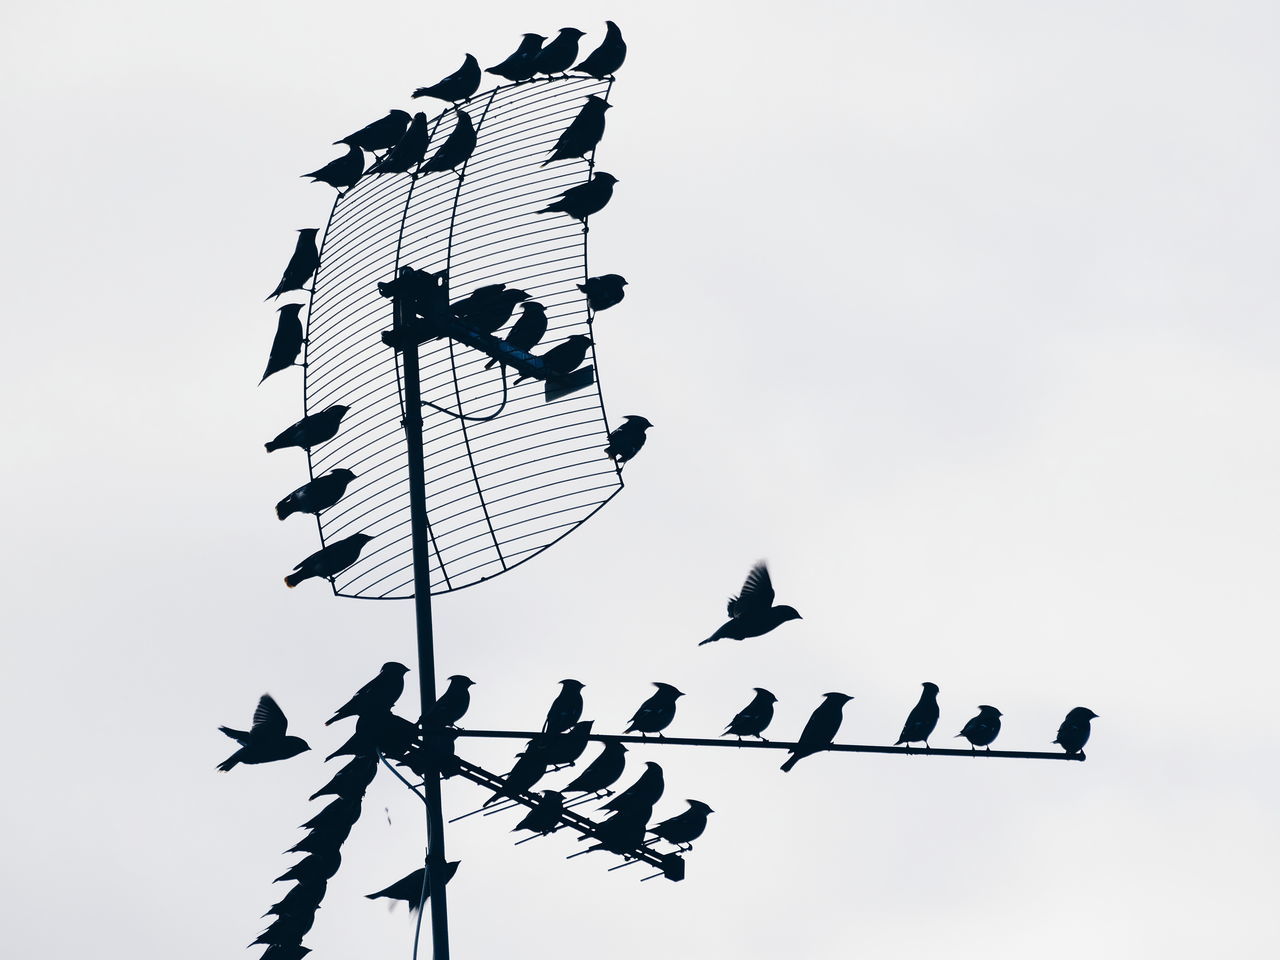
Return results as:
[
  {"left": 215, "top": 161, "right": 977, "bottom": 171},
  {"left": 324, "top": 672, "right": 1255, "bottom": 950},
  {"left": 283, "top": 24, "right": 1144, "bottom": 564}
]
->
[{"left": 2, "top": 2, "right": 1278, "bottom": 958}]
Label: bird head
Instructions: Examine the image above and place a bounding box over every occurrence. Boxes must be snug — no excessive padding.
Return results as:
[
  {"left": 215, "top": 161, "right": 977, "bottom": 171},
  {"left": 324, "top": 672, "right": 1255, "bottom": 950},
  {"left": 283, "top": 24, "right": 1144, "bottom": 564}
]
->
[
  {"left": 382, "top": 662, "right": 411, "bottom": 674},
  {"left": 586, "top": 95, "right": 612, "bottom": 109},
  {"left": 823, "top": 692, "right": 854, "bottom": 703},
  {"left": 643, "top": 761, "right": 660, "bottom": 771},
  {"left": 921, "top": 682, "right": 940, "bottom": 695},
  {"left": 503, "top": 289, "right": 531, "bottom": 302},
  {"left": 326, "top": 404, "right": 351, "bottom": 417},
  {"left": 523, "top": 33, "right": 546, "bottom": 42},
  {"left": 447, "top": 675, "right": 475, "bottom": 687},
  {"left": 522, "top": 301, "right": 547, "bottom": 314},
  {"left": 978, "top": 704, "right": 1002, "bottom": 716},
  {"left": 593, "top": 172, "right": 618, "bottom": 184},
  {"left": 542, "top": 790, "right": 564, "bottom": 801},
  {"left": 332, "top": 468, "right": 358, "bottom": 481},
  {"left": 1068, "top": 707, "right": 1098, "bottom": 720},
  {"left": 347, "top": 533, "right": 374, "bottom": 547},
  {"left": 686, "top": 800, "right": 714, "bottom": 813},
  {"left": 390, "top": 109, "right": 411, "bottom": 122},
  {"left": 776, "top": 605, "right": 802, "bottom": 623},
  {"left": 572, "top": 720, "right": 595, "bottom": 733},
  {"left": 653, "top": 682, "right": 683, "bottom": 698},
  {"left": 752, "top": 687, "right": 778, "bottom": 701},
  {"left": 565, "top": 335, "right": 594, "bottom": 347},
  {"left": 559, "top": 27, "right": 586, "bottom": 37},
  {"left": 462, "top": 54, "right": 478, "bottom": 67},
  {"left": 624, "top": 415, "right": 653, "bottom": 429},
  {"left": 285, "top": 737, "right": 311, "bottom": 756},
  {"left": 560, "top": 679, "right": 585, "bottom": 689},
  {"left": 298, "top": 228, "right": 319, "bottom": 237}
]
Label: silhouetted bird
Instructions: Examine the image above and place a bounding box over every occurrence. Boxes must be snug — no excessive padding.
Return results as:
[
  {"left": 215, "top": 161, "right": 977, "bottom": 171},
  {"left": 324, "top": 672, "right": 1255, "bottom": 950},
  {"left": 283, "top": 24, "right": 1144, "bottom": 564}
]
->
[
  {"left": 365, "top": 862, "right": 459, "bottom": 911},
  {"left": 514, "top": 790, "right": 564, "bottom": 835},
  {"left": 451, "top": 283, "right": 530, "bottom": 334},
  {"left": 420, "top": 110, "right": 476, "bottom": 173},
  {"left": 287, "top": 820, "right": 353, "bottom": 853},
  {"left": 896, "top": 682, "right": 941, "bottom": 749},
  {"left": 276, "top": 849, "right": 341, "bottom": 885},
  {"left": 253, "top": 912, "right": 315, "bottom": 946},
  {"left": 484, "top": 749, "right": 548, "bottom": 806},
  {"left": 276, "top": 468, "right": 357, "bottom": 521},
  {"left": 303, "top": 144, "right": 364, "bottom": 192},
  {"left": 650, "top": 799, "right": 713, "bottom": 851},
  {"left": 528, "top": 720, "right": 594, "bottom": 768},
  {"left": 539, "top": 171, "right": 617, "bottom": 221},
  {"left": 543, "top": 95, "right": 610, "bottom": 165},
  {"left": 957, "top": 705, "right": 1002, "bottom": 752},
  {"left": 261, "top": 303, "right": 305, "bottom": 383},
  {"left": 267, "top": 229, "right": 320, "bottom": 300},
  {"left": 261, "top": 945, "right": 310, "bottom": 960},
  {"left": 421, "top": 674, "right": 474, "bottom": 728},
  {"left": 534, "top": 27, "right": 586, "bottom": 75},
  {"left": 285, "top": 532, "right": 373, "bottom": 588},
  {"left": 217, "top": 694, "right": 310, "bottom": 771},
  {"left": 264, "top": 404, "right": 349, "bottom": 453},
  {"left": 574, "top": 21, "right": 627, "bottom": 78},
  {"left": 325, "top": 710, "right": 416, "bottom": 762},
  {"left": 781, "top": 693, "right": 853, "bottom": 772},
  {"left": 563, "top": 740, "right": 626, "bottom": 795},
  {"left": 723, "top": 687, "right": 777, "bottom": 740},
  {"left": 518, "top": 334, "right": 592, "bottom": 384},
  {"left": 309, "top": 755, "right": 377, "bottom": 801},
  {"left": 584, "top": 804, "right": 650, "bottom": 854},
  {"left": 487, "top": 34, "right": 545, "bottom": 82},
  {"left": 327, "top": 662, "right": 410, "bottom": 725},
  {"left": 603, "top": 761, "right": 664, "bottom": 813},
  {"left": 579, "top": 273, "right": 627, "bottom": 311},
  {"left": 1054, "top": 707, "right": 1098, "bottom": 756},
  {"left": 700, "top": 562, "right": 802, "bottom": 645},
  {"left": 336, "top": 109, "right": 410, "bottom": 151},
  {"left": 412, "top": 54, "right": 480, "bottom": 102},
  {"left": 485, "top": 301, "right": 548, "bottom": 368},
  {"left": 300, "top": 796, "right": 361, "bottom": 834},
  {"left": 543, "top": 679, "right": 585, "bottom": 734},
  {"left": 264, "top": 880, "right": 326, "bottom": 919},
  {"left": 604, "top": 415, "right": 651, "bottom": 465},
  {"left": 368, "top": 113, "right": 430, "bottom": 174},
  {"left": 626, "top": 683, "right": 683, "bottom": 736}
]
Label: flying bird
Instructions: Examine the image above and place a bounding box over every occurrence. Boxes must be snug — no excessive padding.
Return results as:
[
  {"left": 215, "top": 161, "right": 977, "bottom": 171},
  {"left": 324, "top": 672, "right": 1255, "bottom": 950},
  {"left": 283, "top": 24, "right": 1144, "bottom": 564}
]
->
[
  {"left": 485, "top": 301, "right": 548, "bottom": 368},
  {"left": 266, "top": 229, "right": 319, "bottom": 300},
  {"left": 1054, "top": 707, "right": 1098, "bottom": 756},
  {"left": 625, "top": 682, "right": 683, "bottom": 736},
  {"left": 895, "top": 682, "right": 941, "bottom": 749},
  {"left": 484, "top": 749, "right": 549, "bottom": 806},
  {"left": 543, "top": 679, "right": 585, "bottom": 734},
  {"left": 543, "top": 95, "right": 610, "bottom": 165},
  {"left": 335, "top": 109, "right": 411, "bottom": 151},
  {"left": 538, "top": 171, "right": 617, "bottom": 221},
  {"left": 264, "top": 404, "right": 349, "bottom": 453},
  {"left": 421, "top": 675, "right": 474, "bottom": 729},
  {"left": 284, "top": 532, "right": 373, "bottom": 588},
  {"left": 303, "top": 143, "right": 364, "bottom": 192},
  {"left": 275, "top": 468, "right": 357, "bottom": 520},
  {"left": 412, "top": 54, "right": 481, "bottom": 102},
  {"left": 533, "top": 27, "right": 586, "bottom": 75},
  {"left": 781, "top": 693, "right": 853, "bottom": 772},
  {"left": 365, "top": 862, "right": 460, "bottom": 911},
  {"left": 602, "top": 760, "right": 664, "bottom": 814},
  {"left": 326, "top": 662, "right": 410, "bottom": 725},
  {"left": 309, "top": 755, "right": 378, "bottom": 801},
  {"left": 516, "top": 334, "right": 592, "bottom": 384},
  {"left": 957, "top": 705, "right": 1002, "bottom": 752},
  {"left": 604, "top": 415, "right": 652, "bottom": 465},
  {"left": 579, "top": 273, "right": 627, "bottom": 311},
  {"left": 513, "top": 791, "right": 565, "bottom": 836},
  {"left": 723, "top": 688, "right": 777, "bottom": 740},
  {"left": 649, "top": 799, "right": 713, "bottom": 851},
  {"left": 563, "top": 740, "right": 626, "bottom": 796},
  {"left": 486, "top": 34, "right": 545, "bottom": 82},
  {"left": 700, "top": 562, "right": 802, "bottom": 645},
  {"left": 420, "top": 110, "right": 476, "bottom": 173},
  {"left": 367, "top": 113, "right": 430, "bottom": 174},
  {"left": 217, "top": 694, "right": 310, "bottom": 771},
  {"left": 574, "top": 21, "right": 627, "bottom": 78},
  {"left": 260, "top": 303, "right": 305, "bottom": 383}
]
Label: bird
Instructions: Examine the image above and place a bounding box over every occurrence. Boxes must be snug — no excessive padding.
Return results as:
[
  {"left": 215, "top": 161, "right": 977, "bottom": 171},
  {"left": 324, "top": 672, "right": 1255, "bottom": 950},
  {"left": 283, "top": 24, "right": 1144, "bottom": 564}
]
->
[
  {"left": 781, "top": 693, "right": 853, "bottom": 772},
  {"left": 261, "top": 945, "right": 311, "bottom": 960},
  {"left": 335, "top": 109, "right": 411, "bottom": 151},
  {"left": 649, "top": 800, "right": 713, "bottom": 851},
  {"left": 579, "top": 273, "right": 627, "bottom": 311},
  {"left": 326, "top": 662, "right": 410, "bottom": 725},
  {"left": 700, "top": 562, "right": 802, "bottom": 645},
  {"left": 484, "top": 749, "right": 548, "bottom": 806},
  {"left": 574, "top": 21, "right": 627, "bottom": 78},
  {"left": 486, "top": 34, "right": 545, "bottom": 82},
  {"left": 583, "top": 804, "right": 650, "bottom": 855},
  {"left": 365, "top": 862, "right": 460, "bottom": 911},
  {"left": 543, "top": 679, "right": 585, "bottom": 734},
  {"left": 260, "top": 303, "right": 305, "bottom": 383},
  {"left": 451, "top": 284, "right": 530, "bottom": 334},
  {"left": 957, "top": 705, "right": 1002, "bottom": 752},
  {"left": 253, "top": 912, "right": 315, "bottom": 947},
  {"left": 421, "top": 675, "right": 474, "bottom": 728},
  {"left": 267, "top": 229, "right": 320, "bottom": 300},
  {"left": 217, "top": 694, "right": 310, "bottom": 771},
  {"left": 1054, "top": 707, "right": 1098, "bottom": 756},
  {"left": 543, "top": 95, "right": 610, "bottom": 165},
  {"left": 412, "top": 54, "right": 480, "bottom": 102},
  {"left": 563, "top": 740, "right": 626, "bottom": 796},
  {"left": 325, "top": 711, "right": 416, "bottom": 762},
  {"left": 309, "top": 755, "right": 378, "bottom": 801},
  {"left": 367, "top": 113, "right": 430, "bottom": 174},
  {"left": 484, "top": 301, "right": 548, "bottom": 368},
  {"left": 625, "top": 683, "right": 683, "bottom": 736},
  {"left": 275, "top": 468, "right": 357, "bottom": 521},
  {"left": 538, "top": 171, "right": 617, "bottom": 221},
  {"left": 300, "top": 796, "right": 362, "bottom": 834},
  {"left": 264, "top": 404, "right": 349, "bottom": 453},
  {"left": 420, "top": 110, "right": 476, "bottom": 173},
  {"left": 601, "top": 761, "right": 664, "bottom": 814},
  {"left": 518, "top": 334, "right": 592, "bottom": 383},
  {"left": 275, "top": 849, "right": 341, "bottom": 885},
  {"left": 303, "top": 144, "right": 364, "bottom": 192},
  {"left": 286, "top": 820, "right": 353, "bottom": 853},
  {"left": 604, "top": 415, "right": 651, "bottom": 465},
  {"left": 723, "top": 688, "right": 777, "bottom": 741},
  {"left": 263, "top": 880, "right": 326, "bottom": 919},
  {"left": 284, "top": 532, "right": 373, "bottom": 588},
  {"left": 533, "top": 27, "right": 586, "bottom": 75},
  {"left": 528, "top": 720, "right": 594, "bottom": 768},
  {"left": 513, "top": 791, "right": 564, "bottom": 836},
  {"left": 895, "top": 682, "right": 941, "bottom": 750}
]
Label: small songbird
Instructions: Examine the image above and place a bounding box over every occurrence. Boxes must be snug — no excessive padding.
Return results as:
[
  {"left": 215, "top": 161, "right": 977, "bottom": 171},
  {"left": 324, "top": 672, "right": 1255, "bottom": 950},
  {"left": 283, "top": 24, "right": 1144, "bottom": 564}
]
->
[
  {"left": 604, "top": 415, "right": 652, "bottom": 465},
  {"left": 420, "top": 110, "right": 476, "bottom": 173},
  {"left": 1054, "top": 707, "right": 1098, "bottom": 756},
  {"left": 486, "top": 34, "right": 545, "bottom": 82},
  {"left": 451, "top": 284, "right": 530, "bottom": 334},
  {"left": 528, "top": 720, "right": 594, "bottom": 768},
  {"left": 579, "top": 273, "right": 627, "bottom": 311},
  {"left": 260, "top": 303, "right": 305, "bottom": 384},
  {"left": 700, "top": 562, "right": 802, "bottom": 645},
  {"left": 263, "top": 880, "right": 326, "bottom": 919},
  {"left": 781, "top": 693, "right": 853, "bottom": 772},
  {"left": 538, "top": 171, "right": 617, "bottom": 221},
  {"left": 325, "top": 711, "right": 417, "bottom": 762},
  {"left": 625, "top": 683, "right": 683, "bottom": 736},
  {"left": 543, "top": 679, "right": 585, "bottom": 734},
  {"left": 309, "top": 754, "right": 378, "bottom": 801},
  {"left": 276, "top": 849, "right": 341, "bottom": 884},
  {"left": 513, "top": 790, "right": 564, "bottom": 836},
  {"left": 284, "top": 532, "right": 373, "bottom": 588},
  {"left": 543, "top": 95, "right": 610, "bottom": 165},
  {"left": 326, "top": 662, "right": 410, "bottom": 725},
  {"left": 534, "top": 27, "right": 586, "bottom": 75},
  {"left": 267, "top": 229, "right": 320, "bottom": 300},
  {"left": 649, "top": 799, "right": 713, "bottom": 851},
  {"left": 584, "top": 805, "right": 650, "bottom": 855},
  {"left": 412, "top": 54, "right": 481, "bottom": 102},
  {"left": 421, "top": 675, "right": 474, "bottom": 728},
  {"left": 335, "top": 109, "right": 411, "bottom": 151},
  {"left": 602, "top": 760, "right": 663, "bottom": 813},
  {"left": 253, "top": 912, "right": 315, "bottom": 947},
  {"left": 563, "top": 740, "right": 626, "bottom": 795},
  {"left": 275, "top": 468, "right": 357, "bottom": 520},
  {"left": 575, "top": 21, "right": 627, "bottom": 78},
  {"left": 300, "top": 796, "right": 361, "bottom": 834},
  {"left": 896, "top": 682, "right": 941, "bottom": 749},
  {"left": 957, "top": 705, "right": 1002, "bottom": 752},
  {"left": 217, "top": 694, "right": 310, "bottom": 771},
  {"left": 484, "top": 749, "right": 548, "bottom": 806},
  {"left": 368, "top": 113, "right": 430, "bottom": 174},
  {"left": 365, "top": 861, "right": 460, "bottom": 910},
  {"left": 523, "top": 334, "right": 592, "bottom": 382},
  {"left": 303, "top": 144, "right": 364, "bottom": 192},
  {"left": 286, "top": 819, "right": 353, "bottom": 854},
  {"left": 264, "top": 404, "right": 349, "bottom": 453},
  {"left": 723, "top": 687, "right": 777, "bottom": 740},
  {"left": 485, "top": 301, "right": 548, "bottom": 368}
]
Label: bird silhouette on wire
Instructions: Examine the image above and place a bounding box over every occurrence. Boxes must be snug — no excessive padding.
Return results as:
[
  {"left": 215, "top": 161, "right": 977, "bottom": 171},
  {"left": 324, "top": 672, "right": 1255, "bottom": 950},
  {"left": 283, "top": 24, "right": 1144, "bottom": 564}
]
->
[
  {"left": 303, "top": 144, "right": 364, "bottom": 193},
  {"left": 367, "top": 113, "right": 430, "bottom": 175},
  {"left": 649, "top": 800, "right": 713, "bottom": 851},
  {"left": 534, "top": 27, "right": 586, "bottom": 75},
  {"left": 700, "top": 562, "right": 802, "bottom": 646},
  {"left": 723, "top": 687, "right": 777, "bottom": 740},
  {"left": 543, "top": 95, "right": 610, "bottom": 165},
  {"left": 421, "top": 675, "right": 474, "bottom": 729},
  {"left": 528, "top": 720, "right": 594, "bottom": 769},
  {"left": 780, "top": 693, "right": 853, "bottom": 772},
  {"left": 957, "top": 705, "right": 1002, "bottom": 752},
  {"left": 625, "top": 683, "right": 683, "bottom": 736},
  {"left": 264, "top": 404, "right": 349, "bottom": 453},
  {"left": 582, "top": 804, "right": 650, "bottom": 855},
  {"left": 412, "top": 54, "right": 481, "bottom": 103},
  {"left": 543, "top": 679, "right": 585, "bottom": 733},
  {"left": 325, "top": 711, "right": 416, "bottom": 762},
  {"left": 326, "top": 662, "right": 410, "bottom": 726},
  {"left": 263, "top": 880, "right": 326, "bottom": 919},
  {"left": 253, "top": 912, "right": 315, "bottom": 947},
  {"left": 579, "top": 273, "right": 627, "bottom": 311},
  {"left": 484, "top": 750, "right": 549, "bottom": 807},
  {"left": 575, "top": 21, "right": 627, "bottom": 78},
  {"left": 563, "top": 740, "right": 626, "bottom": 796},
  {"left": 420, "top": 110, "right": 476, "bottom": 173},
  {"left": 217, "top": 694, "right": 310, "bottom": 771},
  {"left": 365, "top": 862, "right": 460, "bottom": 911},
  {"left": 335, "top": 109, "right": 410, "bottom": 152},
  {"left": 267, "top": 229, "right": 319, "bottom": 300},
  {"left": 513, "top": 791, "right": 565, "bottom": 836},
  {"left": 484, "top": 301, "right": 548, "bottom": 369},
  {"left": 309, "top": 755, "right": 378, "bottom": 801},
  {"left": 276, "top": 849, "right": 341, "bottom": 885},
  {"left": 486, "top": 34, "right": 545, "bottom": 82},
  {"left": 261, "top": 303, "right": 305, "bottom": 384},
  {"left": 451, "top": 283, "right": 530, "bottom": 334},
  {"left": 895, "top": 682, "right": 941, "bottom": 750},
  {"left": 516, "top": 334, "right": 592, "bottom": 384},
  {"left": 602, "top": 761, "right": 664, "bottom": 814},
  {"left": 300, "top": 796, "right": 361, "bottom": 834},
  {"left": 275, "top": 468, "right": 357, "bottom": 520},
  {"left": 604, "top": 415, "right": 652, "bottom": 466},
  {"left": 284, "top": 533, "right": 373, "bottom": 589},
  {"left": 1054, "top": 707, "right": 1098, "bottom": 757},
  {"left": 539, "top": 171, "right": 617, "bottom": 222}
]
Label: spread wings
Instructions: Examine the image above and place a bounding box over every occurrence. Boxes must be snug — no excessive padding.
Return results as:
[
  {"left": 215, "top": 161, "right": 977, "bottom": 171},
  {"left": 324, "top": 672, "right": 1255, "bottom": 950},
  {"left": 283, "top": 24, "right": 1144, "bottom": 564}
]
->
[
  {"left": 726, "top": 562, "right": 773, "bottom": 618},
  {"left": 252, "top": 694, "right": 289, "bottom": 738}
]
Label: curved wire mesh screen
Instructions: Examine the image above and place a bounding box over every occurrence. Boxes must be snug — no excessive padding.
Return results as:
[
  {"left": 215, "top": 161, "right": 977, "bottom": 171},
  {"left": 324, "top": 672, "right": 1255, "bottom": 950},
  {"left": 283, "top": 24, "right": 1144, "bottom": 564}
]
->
[{"left": 301, "top": 76, "right": 622, "bottom": 598}]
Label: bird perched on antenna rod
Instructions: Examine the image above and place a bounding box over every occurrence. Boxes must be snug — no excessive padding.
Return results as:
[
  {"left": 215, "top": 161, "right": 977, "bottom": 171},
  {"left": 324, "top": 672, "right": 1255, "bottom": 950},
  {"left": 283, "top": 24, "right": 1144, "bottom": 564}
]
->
[
  {"left": 604, "top": 415, "right": 652, "bottom": 465},
  {"left": 700, "top": 562, "right": 802, "bottom": 645}
]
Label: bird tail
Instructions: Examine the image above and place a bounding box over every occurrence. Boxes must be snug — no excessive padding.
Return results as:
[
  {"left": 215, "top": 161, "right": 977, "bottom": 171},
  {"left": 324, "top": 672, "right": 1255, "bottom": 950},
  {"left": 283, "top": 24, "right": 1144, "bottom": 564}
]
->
[
  {"left": 284, "top": 570, "right": 308, "bottom": 588},
  {"left": 219, "top": 725, "right": 251, "bottom": 743},
  {"left": 484, "top": 357, "right": 500, "bottom": 370},
  {"left": 698, "top": 636, "right": 718, "bottom": 646},
  {"left": 265, "top": 440, "right": 284, "bottom": 453},
  {"left": 216, "top": 752, "right": 241, "bottom": 772},
  {"left": 779, "top": 753, "right": 799, "bottom": 773},
  {"left": 276, "top": 496, "right": 297, "bottom": 521}
]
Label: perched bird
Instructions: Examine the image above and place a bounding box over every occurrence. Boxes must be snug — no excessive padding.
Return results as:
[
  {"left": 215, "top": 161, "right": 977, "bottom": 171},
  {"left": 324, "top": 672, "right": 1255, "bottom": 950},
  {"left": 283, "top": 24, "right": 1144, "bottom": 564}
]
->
[
  {"left": 264, "top": 404, "right": 349, "bottom": 453},
  {"left": 649, "top": 800, "right": 713, "bottom": 851},
  {"left": 604, "top": 415, "right": 652, "bottom": 465},
  {"left": 412, "top": 54, "right": 481, "bottom": 102},
  {"left": 287, "top": 821, "right": 353, "bottom": 853},
  {"left": 260, "top": 303, "right": 305, "bottom": 383},
  {"left": 284, "top": 532, "right": 373, "bottom": 589},
  {"left": 486, "top": 34, "right": 545, "bottom": 82},
  {"left": 275, "top": 468, "right": 357, "bottom": 520},
  {"left": 336, "top": 109, "right": 411, "bottom": 151},
  {"left": 519, "top": 334, "right": 592, "bottom": 383},
  {"left": 528, "top": 720, "right": 594, "bottom": 768},
  {"left": 957, "top": 705, "right": 1002, "bottom": 752},
  {"left": 723, "top": 688, "right": 777, "bottom": 741},
  {"left": 513, "top": 790, "right": 564, "bottom": 836},
  {"left": 543, "top": 679, "right": 585, "bottom": 734},
  {"left": 325, "top": 710, "right": 416, "bottom": 762},
  {"left": 563, "top": 740, "right": 626, "bottom": 795},
  {"left": 300, "top": 796, "right": 362, "bottom": 834},
  {"left": 267, "top": 229, "right": 320, "bottom": 300},
  {"left": 309, "top": 755, "right": 378, "bottom": 801},
  {"left": 261, "top": 945, "right": 311, "bottom": 960},
  {"left": 303, "top": 144, "right": 364, "bottom": 192},
  {"left": 365, "top": 862, "right": 460, "bottom": 911},
  {"left": 420, "top": 110, "right": 476, "bottom": 173},
  {"left": 326, "top": 662, "right": 410, "bottom": 726},
  {"left": 538, "top": 171, "right": 617, "bottom": 221},
  {"left": 601, "top": 760, "right": 664, "bottom": 814},
  {"left": 451, "top": 284, "right": 530, "bottom": 334},
  {"left": 484, "top": 301, "right": 548, "bottom": 369},
  {"left": 574, "top": 21, "right": 627, "bottom": 78},
  {"left": 263, "top": 880, "right": 326, "bottom": 919},
  {"left": 1054, "top": 707, "right": 1098, "bottom": 756},
  {"left": 781, "top": 693, "right": 853, "bottom": 772},
  {"left": 579, "top": 273, "right": 627, "bottom": 311},
  {"left": 421, "top": 674, "right": 474, "bottom": 729},
  {"left": 700, "top": 562, "right": 802, "bottom": 645},
  {"left": 584, "top": 804, "right": 650, "bottom": 855},
  {"left": 275, "top": 849, "right": 341, "bottom": 885},
  {"left": 484, "top": 749, "right": 548, "bottom": 806},
  {"left": 217, "top": 694, "right": 310, "bottom": 771},
  {"left": 895, "top": 682, "right": 941, "bottom": 750},
  {"left": 368, "top": 113, "right": 430, "bottom": 174},
  {"left": 625, "top": 682, "right": 683, "bottom": 736},
  {"left": 543, "top": 95, "right": 610, "bottom": 165},
  {"left": 534, "top": 27, "right": 586, "bottom": 75},
  {"left": 253, "top": 911, "right": 315, "bottom": 946}
]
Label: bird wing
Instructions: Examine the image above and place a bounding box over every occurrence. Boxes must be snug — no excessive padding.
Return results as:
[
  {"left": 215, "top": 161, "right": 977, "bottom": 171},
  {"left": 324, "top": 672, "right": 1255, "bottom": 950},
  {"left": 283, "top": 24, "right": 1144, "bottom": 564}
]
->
[
  {"left": 727, "top": 562, "right": 774, "bottom": 617},
  {"left": 253, "top": 694, "right": 289, "bottom": 737}
]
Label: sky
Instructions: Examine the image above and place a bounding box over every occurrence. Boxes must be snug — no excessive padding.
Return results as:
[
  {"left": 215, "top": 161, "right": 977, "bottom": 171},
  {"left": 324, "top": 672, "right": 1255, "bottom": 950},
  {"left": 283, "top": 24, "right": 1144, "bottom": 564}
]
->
[{"left": 2, "top": 2, "right": 1278, "bottom": 958}]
